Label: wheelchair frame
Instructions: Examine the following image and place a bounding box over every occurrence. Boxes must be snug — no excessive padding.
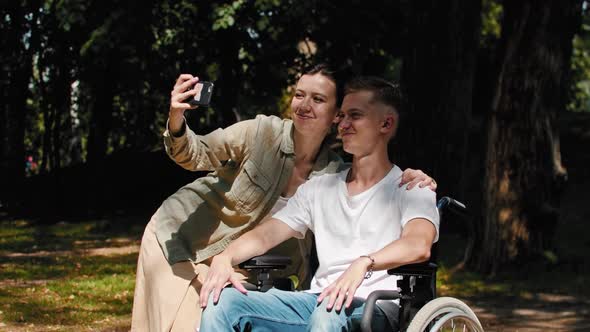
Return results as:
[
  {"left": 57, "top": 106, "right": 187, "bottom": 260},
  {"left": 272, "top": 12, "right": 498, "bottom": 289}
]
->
[{"left": 239, "top": 196, "right": 483, "bottom": 332}]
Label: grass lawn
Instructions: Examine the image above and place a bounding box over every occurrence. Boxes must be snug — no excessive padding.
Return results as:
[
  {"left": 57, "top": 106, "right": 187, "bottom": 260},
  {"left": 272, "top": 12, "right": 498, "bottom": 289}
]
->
[
  {"left": 1, "top": 213, "right": 589, "bottom": 331},
  {"left": 0, "top": 217, "right": 143, "bottom": 331}
]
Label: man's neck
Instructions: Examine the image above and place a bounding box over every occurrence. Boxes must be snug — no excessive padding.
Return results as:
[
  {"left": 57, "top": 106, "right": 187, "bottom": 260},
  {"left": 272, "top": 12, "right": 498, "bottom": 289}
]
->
[{"left": 346, "top": 146, "right": 393, "bottom": 196}]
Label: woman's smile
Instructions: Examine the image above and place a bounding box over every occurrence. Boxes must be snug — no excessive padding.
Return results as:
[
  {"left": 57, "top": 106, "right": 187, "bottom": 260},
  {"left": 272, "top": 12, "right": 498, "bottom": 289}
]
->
[{"left": 295, "top": 111, "right": 314, "bottom": 120}]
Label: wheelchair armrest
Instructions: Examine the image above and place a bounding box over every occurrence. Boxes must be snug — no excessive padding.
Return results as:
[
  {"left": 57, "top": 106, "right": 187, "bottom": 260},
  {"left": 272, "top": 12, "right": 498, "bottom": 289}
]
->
[
  {"left": 437, "top": 196, "right": 468, "bottom": 217},
  {"left": 238, "top": 254, "right": 292, "bottom": 270},
  {"left": 361, "top": 290, "right": 401, "bottom": 332},
  {"left": 388, "top": 262, "right": 437, "bottom": 277}
]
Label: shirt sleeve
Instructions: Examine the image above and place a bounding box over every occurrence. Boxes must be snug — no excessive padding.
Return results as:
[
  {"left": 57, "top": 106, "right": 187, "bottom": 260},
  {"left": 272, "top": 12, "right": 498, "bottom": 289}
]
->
[
  {"left": 398, "top": 185, "right": 440, "bottom": 242},
  {"left": 163, "top": 117, "right": 255, "bottom": 171},
  {"left": 272, "top": 179, "right": 315, "bottom": 239}
]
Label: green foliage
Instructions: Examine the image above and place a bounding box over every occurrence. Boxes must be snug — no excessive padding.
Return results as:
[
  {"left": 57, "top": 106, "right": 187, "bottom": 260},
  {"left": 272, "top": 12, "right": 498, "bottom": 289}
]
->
[
  {"left": 54, "top": 0, "right": 89, "bottom": 32},
  {"left": 569, "top": 20, "right": 590, "bottom": 112},
  {"left": 7, "top": 0, "right": 590, "bottom": 175},
  {"left": 480, "top": 0, "right": 502, "bottom": 46},
  {"left": 79, "top": 13, "right": 116, "bottom": 58},
  {"left": 212, "top": 0, "right": 245, "bottom": 30},
  {"left": 11, "top": 0, "right": 412, "bottom": 172}
]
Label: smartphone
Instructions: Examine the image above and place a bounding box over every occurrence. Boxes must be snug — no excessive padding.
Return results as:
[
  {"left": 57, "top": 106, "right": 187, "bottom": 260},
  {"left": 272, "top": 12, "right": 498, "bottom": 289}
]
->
[{"left": 188, "top": 81, "right": 214, "bottom": 107}]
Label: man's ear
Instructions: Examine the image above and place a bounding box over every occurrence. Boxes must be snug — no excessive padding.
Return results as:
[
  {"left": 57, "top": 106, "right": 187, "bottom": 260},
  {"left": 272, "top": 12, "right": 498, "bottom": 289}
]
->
[
  {"left": 380, "top": 115, "right": 395, "bottom": 133},
  {"left": 333, "top": 109, "right": 343, "bottom": 124}
]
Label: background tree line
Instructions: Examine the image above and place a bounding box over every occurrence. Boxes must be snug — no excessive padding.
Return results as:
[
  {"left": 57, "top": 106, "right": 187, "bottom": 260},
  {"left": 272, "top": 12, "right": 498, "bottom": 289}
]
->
[{"left": 2, "top": 0, "right": 589, "bottom": 275}]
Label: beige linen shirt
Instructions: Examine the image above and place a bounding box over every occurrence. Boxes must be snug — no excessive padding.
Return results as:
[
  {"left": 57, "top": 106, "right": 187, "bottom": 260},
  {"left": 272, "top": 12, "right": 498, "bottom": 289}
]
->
[{"left": 156, "top": 114, "right": 344, "bottom": 265}]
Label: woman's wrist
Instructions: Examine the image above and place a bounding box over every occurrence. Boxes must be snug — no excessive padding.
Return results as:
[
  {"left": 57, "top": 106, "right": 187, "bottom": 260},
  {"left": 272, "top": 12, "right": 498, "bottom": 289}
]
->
[{"left": 168, "top": 113, "right": 186, "bottom": 137}]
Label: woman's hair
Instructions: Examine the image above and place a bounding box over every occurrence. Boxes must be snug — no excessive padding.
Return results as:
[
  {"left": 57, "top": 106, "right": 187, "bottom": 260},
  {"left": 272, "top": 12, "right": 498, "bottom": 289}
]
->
[{"left": 303, "top": 63, "right": 349, "bottom": 108}]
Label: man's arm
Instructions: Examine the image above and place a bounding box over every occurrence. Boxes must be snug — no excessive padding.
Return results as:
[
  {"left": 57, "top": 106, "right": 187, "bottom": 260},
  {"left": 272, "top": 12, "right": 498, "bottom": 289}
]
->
[
  {"left": 317, "top": 218, "right": 437, "bottom": 311},
  {"left": 199, "top": 218, "right": 300, "bottom": 307},
  {"left": 366, "top": 218, "right": 437, "bottom": 270}
]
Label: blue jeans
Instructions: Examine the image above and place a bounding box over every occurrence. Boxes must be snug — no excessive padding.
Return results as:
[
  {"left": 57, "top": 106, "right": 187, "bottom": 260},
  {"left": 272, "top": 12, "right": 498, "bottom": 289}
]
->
[{"left": 199, "top": 288, "right": 394, "bottom": 332}]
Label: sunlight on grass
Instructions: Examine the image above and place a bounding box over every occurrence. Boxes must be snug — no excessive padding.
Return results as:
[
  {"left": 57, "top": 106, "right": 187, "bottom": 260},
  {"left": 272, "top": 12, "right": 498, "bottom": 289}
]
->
[
  {"left": 437, "top": 259, "right": 590, "bottom": 301},
  {"left": 0, "top": 218, "right": 140, "bottom": 330},
  {"left": 2, "top": 217, "right": 589, "bottom": 331},
  {"left": 0, "top": 219, "right": 143, "bottom": 254},
  {"left": 437, "top": 265, "right": 511, "bottom": 298},
  {"left": 1, "top": 254, "right": 137, "bottom": 284},
  {"left": 0, "top": 273, "right": 134, "bottom": 325}
]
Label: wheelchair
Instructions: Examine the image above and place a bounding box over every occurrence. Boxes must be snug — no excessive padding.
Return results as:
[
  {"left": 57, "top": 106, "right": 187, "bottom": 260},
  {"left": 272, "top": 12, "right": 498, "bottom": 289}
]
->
[{"left": 239, "top": 196, "right": 484, "bottom": 332}]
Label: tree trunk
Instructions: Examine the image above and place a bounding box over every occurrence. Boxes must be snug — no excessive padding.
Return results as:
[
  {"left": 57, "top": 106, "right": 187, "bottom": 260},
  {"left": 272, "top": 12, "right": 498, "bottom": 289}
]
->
[
  {"left": 215, "top": 28, "right": 242, "bottom": 128},
  {"left": 398, "top": 0, "right": 482, "bottom": 199},
  {"left": 83, "top": 56, "right": 117, "bottom": 216},
  {"left": 0, "top": 2, "right": 35, "bottom": 212},
  {"left": 38, "top": 55, "right": 53, "bottom": 173},
  {"left": 86, "top": 62, "right": 116, "bottom": 164},
  {"left": 471, "top": 0, "right": 580, "bottom": 274}
]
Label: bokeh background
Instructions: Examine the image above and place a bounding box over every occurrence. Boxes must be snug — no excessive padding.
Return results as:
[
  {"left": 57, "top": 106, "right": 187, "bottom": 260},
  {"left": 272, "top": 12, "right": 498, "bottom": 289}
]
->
[{"left": 2, "top": 1, "right": 590, "bottom": 330}]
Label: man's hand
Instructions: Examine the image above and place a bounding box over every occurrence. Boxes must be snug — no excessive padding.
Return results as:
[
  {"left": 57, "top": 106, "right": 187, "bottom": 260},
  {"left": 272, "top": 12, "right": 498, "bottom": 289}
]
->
[
  {"left": 316, "top": 257, "right": 372, "bottom": 311},
  {"left": 400, "top": 168, "right": 437, "bottom": 191},
  {"left": 199, "top": 254, "right": 248, "bottom": 308}
]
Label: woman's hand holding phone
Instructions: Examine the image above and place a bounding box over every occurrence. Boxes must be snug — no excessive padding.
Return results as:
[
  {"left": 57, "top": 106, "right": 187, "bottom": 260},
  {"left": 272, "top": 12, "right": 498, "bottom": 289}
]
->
[{"left": 168, "top": 74, "right": 203, "bottom": 136}]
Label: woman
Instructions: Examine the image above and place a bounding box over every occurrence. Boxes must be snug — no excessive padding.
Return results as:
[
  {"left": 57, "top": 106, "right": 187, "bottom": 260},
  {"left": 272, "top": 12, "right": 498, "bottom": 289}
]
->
[{"left": 131, "top": 64, "right": 435, "bottom": 332}]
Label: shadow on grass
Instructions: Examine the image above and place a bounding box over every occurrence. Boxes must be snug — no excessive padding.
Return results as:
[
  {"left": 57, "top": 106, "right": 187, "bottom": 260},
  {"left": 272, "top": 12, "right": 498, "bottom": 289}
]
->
[
  {"left": 0, "top": 253, "right": 137, "bottom": 326},
  {"left": 436, "top": 259, "right": 590, "bottom": 331},
  {"left": 2, "top": 204, "right": 590, "bottom": 331},
  {"left": 0, "top": 218, "right": 142, "bottom": 329},
  {"left": 0, "top": 217, "right": 145, "bottom": 254},
  {"left": 1, "top": 253, "right": 137, "bottom": 283},
  {"left": 0, "top": 287, "right": 132, "bottom": 325}
]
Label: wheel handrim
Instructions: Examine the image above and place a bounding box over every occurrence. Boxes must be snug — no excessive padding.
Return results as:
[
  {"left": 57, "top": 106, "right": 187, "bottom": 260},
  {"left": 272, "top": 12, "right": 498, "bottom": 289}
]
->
[{"left": 427, "top": 312, "right": 483, "bottom": 332}]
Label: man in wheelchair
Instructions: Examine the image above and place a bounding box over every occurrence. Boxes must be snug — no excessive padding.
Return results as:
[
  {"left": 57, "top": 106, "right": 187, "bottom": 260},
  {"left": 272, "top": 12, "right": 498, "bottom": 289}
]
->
[{"left": 198, "top": 76, "right": 439, "bottom": 332}]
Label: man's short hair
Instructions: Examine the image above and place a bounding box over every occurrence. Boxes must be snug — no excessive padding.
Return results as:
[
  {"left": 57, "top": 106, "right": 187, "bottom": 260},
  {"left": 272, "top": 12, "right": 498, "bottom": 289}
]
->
[{"left": 343, "top": 76, "right": 404, "bottom": 115}]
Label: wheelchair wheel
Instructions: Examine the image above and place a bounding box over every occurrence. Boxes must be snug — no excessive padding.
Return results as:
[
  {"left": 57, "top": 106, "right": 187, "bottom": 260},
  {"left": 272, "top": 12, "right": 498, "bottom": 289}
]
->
[{"left": 406, "top": 297, "right": 483, "bottom": 332}]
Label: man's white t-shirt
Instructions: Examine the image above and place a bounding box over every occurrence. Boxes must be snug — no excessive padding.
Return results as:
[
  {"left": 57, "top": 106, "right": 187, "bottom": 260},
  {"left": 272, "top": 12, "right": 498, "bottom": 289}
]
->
[{"left": 272, "top": 165, "right": 440, "bottom": 299}]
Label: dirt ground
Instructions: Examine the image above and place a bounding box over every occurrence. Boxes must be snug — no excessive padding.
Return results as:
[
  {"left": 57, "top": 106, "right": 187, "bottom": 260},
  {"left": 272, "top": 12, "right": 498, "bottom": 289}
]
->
[
  {"left": 467, "top": 293, "right": 590, "bottom": 331},
  {"left": 3, "top": 241, "right": 589, "bottom": 332},
  {"left": 469, "top": 147, "right": 590, "bottom": 331}
]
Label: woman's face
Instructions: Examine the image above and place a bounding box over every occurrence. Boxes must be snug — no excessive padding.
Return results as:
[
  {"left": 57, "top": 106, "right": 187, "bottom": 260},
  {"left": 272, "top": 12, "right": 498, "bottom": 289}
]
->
[{"left": 290, "top": 73, "right": 339, "bottom": 138}]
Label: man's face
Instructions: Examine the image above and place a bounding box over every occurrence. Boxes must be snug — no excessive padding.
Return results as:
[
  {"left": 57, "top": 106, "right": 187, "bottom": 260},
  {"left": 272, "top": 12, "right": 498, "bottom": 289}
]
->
[{"left": 338, "top": 90, "right": 393, "bottom": 155}]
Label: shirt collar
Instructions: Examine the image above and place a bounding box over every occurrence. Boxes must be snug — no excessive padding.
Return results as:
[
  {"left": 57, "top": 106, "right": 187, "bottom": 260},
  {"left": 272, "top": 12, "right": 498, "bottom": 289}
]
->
[
  {"left": 281, "top": 119, "right": 334, "bottom": 172},
  {"left": 311, "top": 143, "right": 331, "bottom": 172},
  {"left": 280, "top": 119, "right": 295, "bottom": 154}
]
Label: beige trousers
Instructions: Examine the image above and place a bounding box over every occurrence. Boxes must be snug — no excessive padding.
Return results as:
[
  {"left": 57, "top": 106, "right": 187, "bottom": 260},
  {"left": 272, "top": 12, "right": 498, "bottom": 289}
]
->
[
  {"left": 131, "top": 218, "right": 247, "bottom": 332},
  {"left": 131, "top": 214, "right": 310, "bottom": 331}
]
